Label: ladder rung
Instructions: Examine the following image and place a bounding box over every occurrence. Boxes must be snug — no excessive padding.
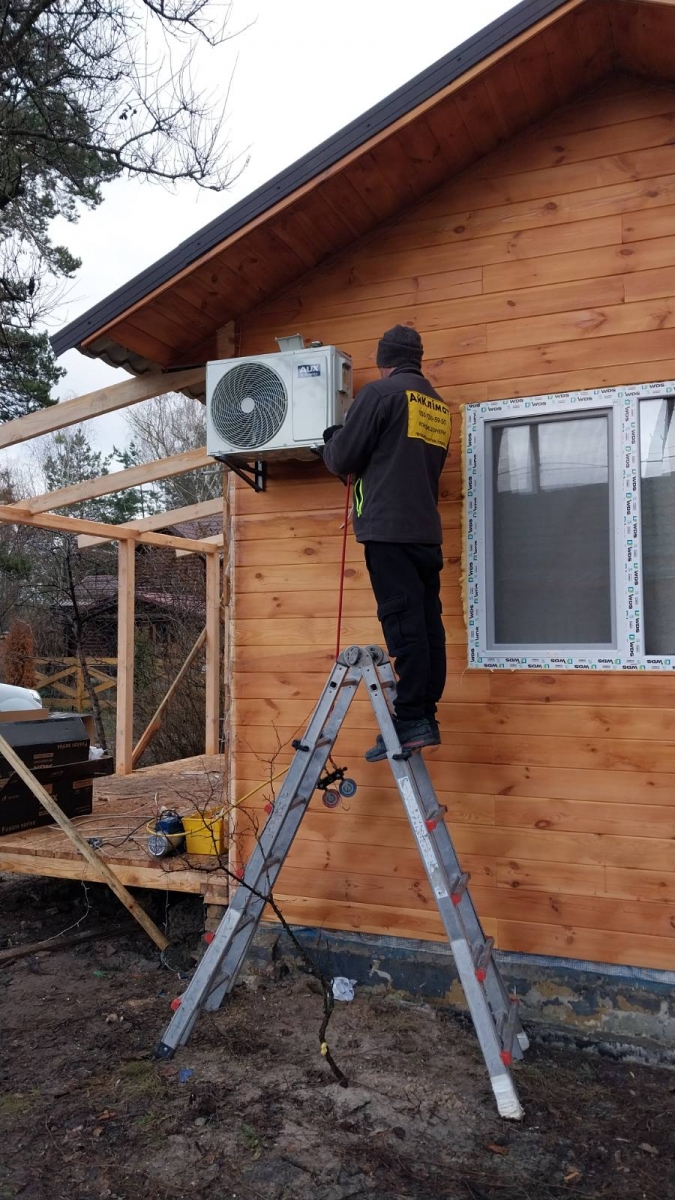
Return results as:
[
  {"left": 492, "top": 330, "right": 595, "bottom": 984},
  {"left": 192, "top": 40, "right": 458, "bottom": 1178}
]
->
[
  {"left": 207, "top": 971, "right": 231, "bottom": 998},
  {"left": 424, "top": 804, "right": 447, "bottom": 831},
  {"left": 499, "top": 999, "right": 520, "bottom": 1067},
  {"left": 449, "top": 872, "right": 470, "bottom": 905},
  {"left": 473, "top": 936, "right": 494, "bottom": 983}
]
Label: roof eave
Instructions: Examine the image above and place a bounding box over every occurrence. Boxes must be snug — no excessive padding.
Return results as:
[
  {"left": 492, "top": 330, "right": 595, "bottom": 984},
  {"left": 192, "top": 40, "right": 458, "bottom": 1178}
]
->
[{"left": 51, "top": 0, "right": 570, "bottom": 359}]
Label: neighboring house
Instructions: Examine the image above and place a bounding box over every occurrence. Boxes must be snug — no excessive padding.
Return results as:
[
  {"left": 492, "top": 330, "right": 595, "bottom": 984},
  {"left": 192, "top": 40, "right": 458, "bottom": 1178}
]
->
[
  {"left": 58, "top": 519, "right": 220, "bottom": 655},
  {"left": 53, "top": 0, "right": 675, "bottom": 973}
]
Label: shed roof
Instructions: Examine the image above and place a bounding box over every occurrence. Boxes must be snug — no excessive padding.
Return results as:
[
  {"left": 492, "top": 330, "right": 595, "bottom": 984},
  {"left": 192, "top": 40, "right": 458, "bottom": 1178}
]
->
[{"left": 52, "top": 0, "right": 675, "bottom": 376}]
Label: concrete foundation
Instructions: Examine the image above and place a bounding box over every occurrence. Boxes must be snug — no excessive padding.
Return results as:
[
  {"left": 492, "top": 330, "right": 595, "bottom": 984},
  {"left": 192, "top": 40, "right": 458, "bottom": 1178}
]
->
[{"left": 245, "top": 923, "right": 675, "bottom": 1060}]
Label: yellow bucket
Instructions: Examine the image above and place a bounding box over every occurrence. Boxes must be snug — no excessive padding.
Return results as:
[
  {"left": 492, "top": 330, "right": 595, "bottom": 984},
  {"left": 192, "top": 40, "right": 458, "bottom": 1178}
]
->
[{"left": 182, "top": 811, "right": 225, "bottom": 856}]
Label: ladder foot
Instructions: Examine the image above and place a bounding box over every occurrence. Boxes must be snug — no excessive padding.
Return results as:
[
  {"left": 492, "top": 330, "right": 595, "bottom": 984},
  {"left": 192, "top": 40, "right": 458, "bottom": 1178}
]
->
[
  {"left": 491, "top": 1074, "right": 524, "bottom": 1121},
  {"left": 517, "top": 1030, "right": 530, "bottom": 1052},
  {"left": 154, "top": 1041, "right": 175, "bottom": 1061}
]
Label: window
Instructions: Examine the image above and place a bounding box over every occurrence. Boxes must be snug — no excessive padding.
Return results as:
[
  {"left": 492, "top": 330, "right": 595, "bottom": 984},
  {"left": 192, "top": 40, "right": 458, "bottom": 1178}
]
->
[{"left": 465, "top": 381, "right": 675, "bottom": 671}]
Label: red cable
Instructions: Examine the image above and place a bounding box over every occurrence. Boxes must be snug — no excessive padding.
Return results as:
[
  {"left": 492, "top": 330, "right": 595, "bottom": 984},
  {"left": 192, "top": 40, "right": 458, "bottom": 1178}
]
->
[{"left": 335, "top": 475, "right": 351, "bottom": 660}]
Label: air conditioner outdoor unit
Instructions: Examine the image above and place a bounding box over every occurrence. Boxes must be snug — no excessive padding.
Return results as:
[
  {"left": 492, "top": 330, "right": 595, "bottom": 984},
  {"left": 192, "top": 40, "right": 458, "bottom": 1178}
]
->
[{"left": 206, "top": 344, "right": 353, "bottom": 460}]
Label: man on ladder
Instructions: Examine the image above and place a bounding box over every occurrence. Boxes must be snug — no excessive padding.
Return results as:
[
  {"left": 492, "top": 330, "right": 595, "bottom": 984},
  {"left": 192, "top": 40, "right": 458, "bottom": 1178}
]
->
[{"left": 322, "top": 325, "right": 451, "bottom": 762}]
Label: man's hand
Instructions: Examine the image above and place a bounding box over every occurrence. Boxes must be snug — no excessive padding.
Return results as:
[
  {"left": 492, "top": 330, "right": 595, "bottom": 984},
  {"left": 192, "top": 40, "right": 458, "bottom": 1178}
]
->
[{"left": 323, "top": 424, "right": 343, "bottom": 443}]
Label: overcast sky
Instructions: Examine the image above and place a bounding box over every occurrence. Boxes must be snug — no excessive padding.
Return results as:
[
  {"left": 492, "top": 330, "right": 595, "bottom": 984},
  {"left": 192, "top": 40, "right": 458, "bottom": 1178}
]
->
[{"left": 28, "top": 0, "right": 518, "bottom": 462}]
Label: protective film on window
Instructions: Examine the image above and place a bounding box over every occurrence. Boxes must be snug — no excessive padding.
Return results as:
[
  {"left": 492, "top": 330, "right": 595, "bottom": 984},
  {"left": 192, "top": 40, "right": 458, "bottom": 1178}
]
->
[{"left": 465, "top": 381, "right": 675, "bottom": 672}]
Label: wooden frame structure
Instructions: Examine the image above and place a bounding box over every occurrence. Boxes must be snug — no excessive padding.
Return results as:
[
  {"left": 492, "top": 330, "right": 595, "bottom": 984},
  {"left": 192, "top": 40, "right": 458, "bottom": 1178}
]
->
[{"left": 0, "top": 370, "right": 223, "bottom": 776}]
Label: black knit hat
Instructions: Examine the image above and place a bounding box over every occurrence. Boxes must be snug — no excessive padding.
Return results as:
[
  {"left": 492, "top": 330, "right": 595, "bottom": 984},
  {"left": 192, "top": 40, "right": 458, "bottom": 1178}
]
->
[{"left": 376, "top": 324, "right": 423, "bottom": 369}]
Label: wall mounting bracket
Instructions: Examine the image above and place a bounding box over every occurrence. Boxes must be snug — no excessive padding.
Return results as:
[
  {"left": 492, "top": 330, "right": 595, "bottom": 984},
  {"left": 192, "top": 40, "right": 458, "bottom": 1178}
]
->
[{"left": 218, "top": 458, "right": 267, "bottom": 493}]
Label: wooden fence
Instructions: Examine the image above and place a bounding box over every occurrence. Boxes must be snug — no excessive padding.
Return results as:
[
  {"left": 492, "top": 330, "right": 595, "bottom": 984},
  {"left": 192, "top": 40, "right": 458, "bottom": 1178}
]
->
[{"left": 34, "top": 658, "right": 118, "bottom": 711}]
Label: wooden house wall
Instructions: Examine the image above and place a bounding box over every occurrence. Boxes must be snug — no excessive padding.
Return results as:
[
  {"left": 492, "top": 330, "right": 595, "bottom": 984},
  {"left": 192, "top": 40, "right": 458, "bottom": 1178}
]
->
[{"left": 228, "top": 74, "right": 675, "bottom": 971}]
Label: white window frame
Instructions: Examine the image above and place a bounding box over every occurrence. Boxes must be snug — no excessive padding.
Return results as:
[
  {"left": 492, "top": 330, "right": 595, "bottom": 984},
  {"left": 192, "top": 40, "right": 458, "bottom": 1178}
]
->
[{"left": 465, "top": 379, "right": 675, "bottom": 672}]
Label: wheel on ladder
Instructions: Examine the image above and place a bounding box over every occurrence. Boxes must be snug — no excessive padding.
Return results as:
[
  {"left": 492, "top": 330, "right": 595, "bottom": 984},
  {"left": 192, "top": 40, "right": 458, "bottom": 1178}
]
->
[
  {"left": 365, "top": 644, "right": 386, "bottom": 665},
  {"left": 338, "top": 777, "right": 357, "bottom": 798}
]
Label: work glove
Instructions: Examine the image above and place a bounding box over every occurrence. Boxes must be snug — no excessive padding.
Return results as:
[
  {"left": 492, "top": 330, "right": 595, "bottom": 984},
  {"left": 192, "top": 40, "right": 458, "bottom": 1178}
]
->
[{"left": 323, "top": 424, "right": 343, "bottom": 443}]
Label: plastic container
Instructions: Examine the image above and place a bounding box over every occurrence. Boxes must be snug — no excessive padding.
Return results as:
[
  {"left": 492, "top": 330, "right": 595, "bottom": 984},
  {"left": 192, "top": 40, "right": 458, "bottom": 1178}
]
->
[{"left": 182, "top": 811, "right": 225, "bottom": 856}]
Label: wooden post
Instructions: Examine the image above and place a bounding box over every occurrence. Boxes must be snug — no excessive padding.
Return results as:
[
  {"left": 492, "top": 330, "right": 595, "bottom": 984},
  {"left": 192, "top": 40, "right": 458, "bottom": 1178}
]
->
[
  {"left": 205, "top": 552, "right": 220, "bottom": 755},
  {"left": 116, "top": 539, "right": 135, "bottom": 775},
  {"left": 0, "top": 733, "right": 169, "bottom": 951}
]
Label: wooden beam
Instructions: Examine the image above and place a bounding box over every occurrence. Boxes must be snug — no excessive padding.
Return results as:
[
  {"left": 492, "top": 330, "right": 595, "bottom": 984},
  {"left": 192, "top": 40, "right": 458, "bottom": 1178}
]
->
[
  {"left": 175, "top": 532, "right": 224, "bottom": 557},
  {"left": 116, "top": 540, "right": 135, "bottom": 776},
  {"left": 0, "top": 925, "right": 128, "bottom": 964},
  {"left": 0, "top": 732, "right": 169, "bottom": 951},
  {"left": 0, "top": 368, "right": 205, "bottom": 451},
  {"left": 205, "top": 554, "right": 221, "bottom": 756},
  {"left": 132, "top": 628, "right": 207, "bottom": 768},
  {"left": 0, "top": 505, "right": 219, "bottom": 554},
  {"left": 11, "top": 446, "right": 215, "bottom": 515},
  {"left": 78, "top": 497, "right": 223, "bottom": 549}
]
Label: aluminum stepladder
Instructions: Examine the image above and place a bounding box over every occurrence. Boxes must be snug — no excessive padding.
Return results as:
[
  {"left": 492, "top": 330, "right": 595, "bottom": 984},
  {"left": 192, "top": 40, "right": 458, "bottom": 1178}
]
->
[{"left": 155, "top": 645, "right": 529, "bottom": 1120}]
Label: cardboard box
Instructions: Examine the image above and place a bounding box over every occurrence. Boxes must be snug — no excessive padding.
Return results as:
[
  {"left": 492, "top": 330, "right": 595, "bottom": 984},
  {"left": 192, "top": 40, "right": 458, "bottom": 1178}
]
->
[
  {"left": 0, "top": 714, "right": 89, "bottom": 774},
  {"left": 0, "top": 757, "right": 113, "bottom": 838},
  {"left": 0, "top": 708, "right": 50, "bottom": 723}
]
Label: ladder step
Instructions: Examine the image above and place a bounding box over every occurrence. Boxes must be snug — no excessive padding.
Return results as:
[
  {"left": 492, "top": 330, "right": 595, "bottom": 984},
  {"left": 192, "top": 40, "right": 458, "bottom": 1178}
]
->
[
  {"left": 499, "top": 999, "right": 520, "bottom": 1067},
  {"left": 473, "top": 936, "right": 494, "bottom": 983},
  {"left": 207, "top": 971, "right": 231, "bottom": 998},
  {"left": 424, "top": 804, "right": 447, "bottom": 831},
  {"left": 449, "top": 872, "right": 470, "bottom": 905}
]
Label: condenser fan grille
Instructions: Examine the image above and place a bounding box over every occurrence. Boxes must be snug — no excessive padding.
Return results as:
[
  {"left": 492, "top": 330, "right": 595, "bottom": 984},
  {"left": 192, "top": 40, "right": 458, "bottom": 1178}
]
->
[{"left": 211, "top": 362, "right": 288, "bottom": 449}]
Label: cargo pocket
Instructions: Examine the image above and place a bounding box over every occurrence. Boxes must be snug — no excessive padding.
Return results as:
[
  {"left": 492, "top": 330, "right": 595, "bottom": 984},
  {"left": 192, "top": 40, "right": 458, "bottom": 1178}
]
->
[{"left": 377, "top": 593, "right": 415, "bottom": 654}]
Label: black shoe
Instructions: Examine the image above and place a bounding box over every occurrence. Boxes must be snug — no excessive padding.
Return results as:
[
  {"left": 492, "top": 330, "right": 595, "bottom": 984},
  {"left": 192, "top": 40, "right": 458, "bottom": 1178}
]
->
[{"left": 364, "top": 718, "right": 436, "bottom": 763}]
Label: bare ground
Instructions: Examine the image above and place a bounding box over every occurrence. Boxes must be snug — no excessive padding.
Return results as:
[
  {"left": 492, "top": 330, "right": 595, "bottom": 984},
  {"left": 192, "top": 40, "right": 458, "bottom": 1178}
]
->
[{"left": 1, "top": 874, "right": 674, "bottom": 1200}]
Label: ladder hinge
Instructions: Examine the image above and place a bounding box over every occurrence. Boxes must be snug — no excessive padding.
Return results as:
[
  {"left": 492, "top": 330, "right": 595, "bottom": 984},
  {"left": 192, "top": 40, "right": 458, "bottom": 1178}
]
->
[{"left": 291, "top": 739, "right": 310, "bottom": 752}]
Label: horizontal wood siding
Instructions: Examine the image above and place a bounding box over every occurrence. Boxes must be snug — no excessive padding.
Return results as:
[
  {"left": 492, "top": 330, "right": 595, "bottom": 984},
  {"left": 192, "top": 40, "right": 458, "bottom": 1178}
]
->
[{"left": 231, "top": 75, "right": 675, "bottom": 971}]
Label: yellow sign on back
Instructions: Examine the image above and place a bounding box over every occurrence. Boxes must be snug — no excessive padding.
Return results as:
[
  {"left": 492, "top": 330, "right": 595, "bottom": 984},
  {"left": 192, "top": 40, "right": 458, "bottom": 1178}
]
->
[{"left": 406, "top": 390, "right": 452, "bottom": 450}]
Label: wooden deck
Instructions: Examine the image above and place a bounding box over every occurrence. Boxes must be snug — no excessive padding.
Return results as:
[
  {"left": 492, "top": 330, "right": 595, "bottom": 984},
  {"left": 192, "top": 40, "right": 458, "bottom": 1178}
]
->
[{"left": 0, "top": 755, "right": 230, "bottom": 903}]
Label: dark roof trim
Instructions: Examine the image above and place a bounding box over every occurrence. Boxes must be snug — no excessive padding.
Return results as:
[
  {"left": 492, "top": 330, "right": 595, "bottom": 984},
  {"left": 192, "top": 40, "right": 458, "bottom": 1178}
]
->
[{"left": 52, "top": 0, "right": 570, "bottom": 358}]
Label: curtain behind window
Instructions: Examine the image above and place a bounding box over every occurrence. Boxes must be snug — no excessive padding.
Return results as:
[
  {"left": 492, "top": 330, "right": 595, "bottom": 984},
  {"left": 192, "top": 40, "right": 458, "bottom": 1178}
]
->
[{"left": 492, "top": 415, "right": 612, "bottom": 646}]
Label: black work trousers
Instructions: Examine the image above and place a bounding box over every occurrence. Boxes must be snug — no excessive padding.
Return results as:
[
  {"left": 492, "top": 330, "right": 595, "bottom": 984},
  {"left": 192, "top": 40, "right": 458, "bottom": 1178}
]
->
[{"left": 364, "top": 542, "right": 446, "bottom": 723}]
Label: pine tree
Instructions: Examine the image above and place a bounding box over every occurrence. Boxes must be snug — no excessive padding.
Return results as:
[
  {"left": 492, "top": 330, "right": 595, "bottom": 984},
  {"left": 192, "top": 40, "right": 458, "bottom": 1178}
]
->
[
  {"left": 43, "top": 428, "right": 143, "bottom": 523},
  {"left": 0, "top": 0, "right": 241, "bottom": 420}
]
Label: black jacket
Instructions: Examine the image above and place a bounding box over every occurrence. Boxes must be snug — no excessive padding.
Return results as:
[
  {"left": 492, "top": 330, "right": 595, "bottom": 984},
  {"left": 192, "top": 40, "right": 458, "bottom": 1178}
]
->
[{"left": 322, "top": 364, "right": 451, "bottom": 544}]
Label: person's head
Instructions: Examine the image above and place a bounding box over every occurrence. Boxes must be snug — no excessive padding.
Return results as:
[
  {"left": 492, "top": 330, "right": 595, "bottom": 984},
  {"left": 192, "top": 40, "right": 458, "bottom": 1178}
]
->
[{"left": 376, "top": 324, "right": 423, "bottom": 377}]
